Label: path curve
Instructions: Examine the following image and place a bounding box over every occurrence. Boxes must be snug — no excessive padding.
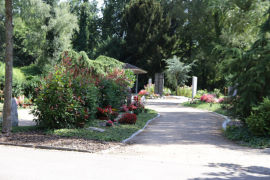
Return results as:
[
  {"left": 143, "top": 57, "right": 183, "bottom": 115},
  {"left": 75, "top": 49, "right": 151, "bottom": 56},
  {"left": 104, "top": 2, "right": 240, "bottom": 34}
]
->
[{"left": 109, "top": 98, "right": 270, "bottom": 179}]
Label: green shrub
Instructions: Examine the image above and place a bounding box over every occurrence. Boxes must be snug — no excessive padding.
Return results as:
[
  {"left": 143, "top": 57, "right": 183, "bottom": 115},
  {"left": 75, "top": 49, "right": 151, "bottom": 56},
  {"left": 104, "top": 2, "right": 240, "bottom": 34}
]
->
[
  {"left": 177, "top": 86, "right": 192, "bottom": 97},
  {"left": 213, "top": 88, "right": 222, "bottom": 98},
  {"left": 0, "top": 62, "right": 26, "bottom": 97},
  {"left": 33, "top": 50, "right": 133, "bottom": 129},
  {"left": 163, "top": 87, "right": 172, "bottom": 96},
  {"left": 33, "top": 65, "right": 99, "bottom": 129},
  {"left": 246, "top": 97, "right": 270, "bottom": 136},
  {"left": 98, "top": 78, "right": 127, "bottom": 109},
  {"left": 20, "top": 64, "right": 42, "bottom": 76},
  {"left": 194, "top": 89, "right": 208, "bottom": 99},
  {"left": 22, "top": 76, "right": 42, "bottom": 100}
]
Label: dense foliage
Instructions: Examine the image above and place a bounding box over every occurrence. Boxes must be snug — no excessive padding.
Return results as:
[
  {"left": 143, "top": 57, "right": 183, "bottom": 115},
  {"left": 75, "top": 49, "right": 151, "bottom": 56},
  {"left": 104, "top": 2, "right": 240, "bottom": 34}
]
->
[
  {"left": 33, "top": 50, "right": 135, "bottom": 129},
  {"left": 246, "top": 98, "right": 270, "bottom": 137}
]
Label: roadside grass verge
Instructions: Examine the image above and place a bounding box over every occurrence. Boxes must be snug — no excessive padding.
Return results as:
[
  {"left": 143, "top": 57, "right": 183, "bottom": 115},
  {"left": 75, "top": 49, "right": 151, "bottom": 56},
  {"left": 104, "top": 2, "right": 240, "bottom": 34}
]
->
[
  {"left": 182, "top": 101, "right": 228, "bottom": 116},
  {"left": 0, "top": 109, "right": 158, "bottom": 142}
]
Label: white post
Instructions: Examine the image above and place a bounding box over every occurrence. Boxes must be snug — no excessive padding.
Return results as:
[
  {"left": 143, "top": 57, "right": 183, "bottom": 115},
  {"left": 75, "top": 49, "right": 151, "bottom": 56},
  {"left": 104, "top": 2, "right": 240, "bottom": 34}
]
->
[
  {"left": 148, "top": 78, "right": 152, "bottom": 85},
  {"left": 192, "top": 76, "right": 197, "bottom": 99}
]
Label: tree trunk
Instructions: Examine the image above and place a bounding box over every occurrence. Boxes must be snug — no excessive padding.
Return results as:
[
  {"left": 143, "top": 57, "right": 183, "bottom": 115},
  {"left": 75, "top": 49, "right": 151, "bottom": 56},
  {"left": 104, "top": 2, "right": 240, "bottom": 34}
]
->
[{"left": 2, "top": 0, "right": 13, "bottom": 135}]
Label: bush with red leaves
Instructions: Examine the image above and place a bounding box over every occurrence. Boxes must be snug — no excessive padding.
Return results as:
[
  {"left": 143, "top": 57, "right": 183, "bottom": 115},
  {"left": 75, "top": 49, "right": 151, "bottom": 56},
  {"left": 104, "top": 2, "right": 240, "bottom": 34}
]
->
[
  {"left": 200, "top": 94, "right": 215, "bottom": 103},
  {"left": 118, "top": 113, "right": 137, "bottom": 124}
]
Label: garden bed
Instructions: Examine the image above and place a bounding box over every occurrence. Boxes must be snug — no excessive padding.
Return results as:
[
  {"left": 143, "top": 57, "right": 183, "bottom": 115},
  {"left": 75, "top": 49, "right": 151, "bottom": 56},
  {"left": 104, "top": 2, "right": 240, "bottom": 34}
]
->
[{"left": 0, "top": 109, "right": 157, "bottom": 152}]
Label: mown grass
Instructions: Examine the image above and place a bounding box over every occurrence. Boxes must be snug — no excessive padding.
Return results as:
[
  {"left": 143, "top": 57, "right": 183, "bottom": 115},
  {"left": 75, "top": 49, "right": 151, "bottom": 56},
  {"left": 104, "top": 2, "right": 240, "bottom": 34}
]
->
[
  {"left": 0, "top": 109, "right": 158, "bottom": 142},
  {"left": 182, "top": 101, "right": 228, "bottom": 116}
]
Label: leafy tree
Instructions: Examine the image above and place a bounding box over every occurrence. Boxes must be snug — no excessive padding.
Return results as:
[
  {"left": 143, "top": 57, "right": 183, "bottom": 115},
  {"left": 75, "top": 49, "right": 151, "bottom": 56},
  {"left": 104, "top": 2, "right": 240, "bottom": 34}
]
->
[
  {"left": 164, "top": 56, "right": 193, "bottom": 92},
  {"left": 228, "top": 8, "right": 270, "bottom": 118}
]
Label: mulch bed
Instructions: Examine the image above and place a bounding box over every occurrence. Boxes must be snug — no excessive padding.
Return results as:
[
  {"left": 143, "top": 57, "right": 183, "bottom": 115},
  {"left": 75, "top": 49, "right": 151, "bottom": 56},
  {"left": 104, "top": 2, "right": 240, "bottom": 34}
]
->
[{"left": 0, "top": 132, "right": 122, "bottom": 153}]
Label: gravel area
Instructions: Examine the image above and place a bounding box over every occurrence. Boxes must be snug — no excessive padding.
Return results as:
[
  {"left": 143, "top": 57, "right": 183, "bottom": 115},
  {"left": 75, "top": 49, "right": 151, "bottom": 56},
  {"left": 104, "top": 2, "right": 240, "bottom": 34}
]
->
[{"left": 0, "top": 132, "right": 121, "bottom": 153}]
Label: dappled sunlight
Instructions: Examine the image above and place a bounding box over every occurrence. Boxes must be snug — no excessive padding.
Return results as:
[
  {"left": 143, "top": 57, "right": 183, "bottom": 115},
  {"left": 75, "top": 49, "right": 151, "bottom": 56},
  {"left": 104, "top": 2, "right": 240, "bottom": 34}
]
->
[
  {"left": 189, "top": 163, "right": 270, "bottom": 180},
  {"left": 127, "top": 98, "right": 266, "bottom": 153}
]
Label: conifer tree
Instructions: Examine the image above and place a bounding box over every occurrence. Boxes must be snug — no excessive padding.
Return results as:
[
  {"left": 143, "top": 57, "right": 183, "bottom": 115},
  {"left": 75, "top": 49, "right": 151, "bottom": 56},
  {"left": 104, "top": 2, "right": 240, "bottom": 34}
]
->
[
  {"left": 122, "top": 0, "right": 176, "bottom": 75},
  {"left": 231, "top": 8, "right": 270, "bottom": 117}
]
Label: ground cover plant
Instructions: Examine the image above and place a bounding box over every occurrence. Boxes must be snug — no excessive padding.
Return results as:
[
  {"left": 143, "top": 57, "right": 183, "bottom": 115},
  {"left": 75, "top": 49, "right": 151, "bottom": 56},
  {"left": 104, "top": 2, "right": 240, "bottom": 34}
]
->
[{"left": 224, "top": 126, "right": 270, "bottom": 149}]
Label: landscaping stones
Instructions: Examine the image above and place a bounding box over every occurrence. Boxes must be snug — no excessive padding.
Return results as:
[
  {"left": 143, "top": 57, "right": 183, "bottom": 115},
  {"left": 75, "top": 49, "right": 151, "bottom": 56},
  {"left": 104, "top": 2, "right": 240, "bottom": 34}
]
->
[{"left": 86, "top": 127, "right": 106, "bottom": 132}]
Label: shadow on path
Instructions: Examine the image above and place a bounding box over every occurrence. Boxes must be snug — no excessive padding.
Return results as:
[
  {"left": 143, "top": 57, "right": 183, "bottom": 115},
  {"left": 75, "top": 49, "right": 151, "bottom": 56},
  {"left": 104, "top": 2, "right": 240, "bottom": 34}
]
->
[
  {"left": 130, "top": 99, "right": 270, "bottom": 154},
  {"left": 189, "top": 163, "right": 270, "bottom": 180}
]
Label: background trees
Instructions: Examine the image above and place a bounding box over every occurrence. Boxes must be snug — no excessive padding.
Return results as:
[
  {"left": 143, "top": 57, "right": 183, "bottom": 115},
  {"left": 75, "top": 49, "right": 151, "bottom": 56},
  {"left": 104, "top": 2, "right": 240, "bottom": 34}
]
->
[{"left": 1, "top": 0, "right": 270, "bottom": 118}]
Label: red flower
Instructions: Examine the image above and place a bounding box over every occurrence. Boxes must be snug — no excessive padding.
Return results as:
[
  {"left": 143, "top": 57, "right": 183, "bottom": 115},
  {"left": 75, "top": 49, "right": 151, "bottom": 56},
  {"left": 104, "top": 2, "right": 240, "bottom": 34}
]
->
[
  {"left": 107, "top": 120, "right": 113, "bottom": 124},
  {"left": 138, "top": 90, "right": 148, "bottom": 96},
  {"left": 119, "top": 113, "right": 137, "bottom": 124}
]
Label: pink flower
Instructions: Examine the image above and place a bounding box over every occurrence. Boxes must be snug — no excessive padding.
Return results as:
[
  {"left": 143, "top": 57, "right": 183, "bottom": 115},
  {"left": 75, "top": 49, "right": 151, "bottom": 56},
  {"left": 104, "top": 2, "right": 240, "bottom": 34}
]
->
[
  {"left": 200, "top": 94, "right": 215, "bottom": 103},
  {"left": 218, "top": 98, "right": 224, "bottom": 103}
]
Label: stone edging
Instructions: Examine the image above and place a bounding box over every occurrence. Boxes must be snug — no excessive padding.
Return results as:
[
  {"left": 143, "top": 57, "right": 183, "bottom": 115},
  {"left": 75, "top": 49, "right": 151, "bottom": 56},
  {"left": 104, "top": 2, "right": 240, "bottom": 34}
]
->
[
  {"left": 182, "top": 104, "right": 232, "bottom": 131},
  {"left": 210, "top": 112, "right": 231, "bottom": 130},
  {"left": 0, "top": 142, "right": 92, "bottom": 153},
  {"left": 121, "top": 113, "right": 161, "bottom": 144}
]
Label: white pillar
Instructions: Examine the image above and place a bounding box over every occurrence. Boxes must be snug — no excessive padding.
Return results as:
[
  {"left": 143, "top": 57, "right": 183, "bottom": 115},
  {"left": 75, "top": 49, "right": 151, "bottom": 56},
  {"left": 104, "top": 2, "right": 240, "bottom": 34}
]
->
[{"left": 192, "top": 76, "right": 197, "bottom": 99}]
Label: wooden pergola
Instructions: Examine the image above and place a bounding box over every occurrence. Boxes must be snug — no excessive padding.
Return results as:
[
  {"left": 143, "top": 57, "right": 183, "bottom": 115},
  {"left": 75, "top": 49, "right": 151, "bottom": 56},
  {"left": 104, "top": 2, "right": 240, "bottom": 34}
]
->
[{"left": 124, "top": 63, "right": 147, "bottom": 94}]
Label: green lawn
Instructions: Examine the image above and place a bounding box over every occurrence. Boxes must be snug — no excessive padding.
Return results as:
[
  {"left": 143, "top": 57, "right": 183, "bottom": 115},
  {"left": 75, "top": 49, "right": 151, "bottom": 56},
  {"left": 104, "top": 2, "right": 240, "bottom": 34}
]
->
[
  {"left": 48, "top": 109, "right": 157, "bottom": 141},
  {"left": 1, "top": 109, "right": 158, "bottom": 142},
  {"left": 182, "top": 101, "right": 228, "bottom": 116}
]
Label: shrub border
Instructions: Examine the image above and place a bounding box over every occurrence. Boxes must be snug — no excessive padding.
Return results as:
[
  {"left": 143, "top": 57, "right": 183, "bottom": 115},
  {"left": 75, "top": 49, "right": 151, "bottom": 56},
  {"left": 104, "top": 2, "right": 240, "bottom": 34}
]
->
[{"left": 121, "top": 113, "right": 160, "bottom": 143}]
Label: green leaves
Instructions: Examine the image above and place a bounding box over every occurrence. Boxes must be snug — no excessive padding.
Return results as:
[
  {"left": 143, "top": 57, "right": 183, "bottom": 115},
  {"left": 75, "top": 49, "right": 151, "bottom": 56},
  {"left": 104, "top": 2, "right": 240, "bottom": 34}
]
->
[{"left": 164, "top": 56, "right": 194, "bottom": 91}]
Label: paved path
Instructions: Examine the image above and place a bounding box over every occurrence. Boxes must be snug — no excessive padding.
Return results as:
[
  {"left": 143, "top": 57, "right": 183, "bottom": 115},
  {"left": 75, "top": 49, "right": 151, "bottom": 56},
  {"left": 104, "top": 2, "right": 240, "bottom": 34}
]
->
[{"left": 0, "top": 98, "right": 270, "bottom": 180}]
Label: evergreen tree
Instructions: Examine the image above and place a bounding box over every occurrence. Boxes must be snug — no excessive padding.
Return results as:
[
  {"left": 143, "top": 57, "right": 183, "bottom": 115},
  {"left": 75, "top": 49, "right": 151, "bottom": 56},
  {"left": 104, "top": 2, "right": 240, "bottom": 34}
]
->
[
  {"left": 122, "top": 0, "right": 176, "bottom": 75},
  {"left": 71, "top": 0, "right": 101, "bottom": 58},
  {"left": 230, "top": 9, "right": 270, "bottom": 117}
]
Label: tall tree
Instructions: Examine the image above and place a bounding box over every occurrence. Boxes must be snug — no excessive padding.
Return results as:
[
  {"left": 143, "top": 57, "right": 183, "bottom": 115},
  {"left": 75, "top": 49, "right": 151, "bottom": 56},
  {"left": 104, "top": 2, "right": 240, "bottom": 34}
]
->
[
  {"left": 2, "top": 0, "right": 13, "bottom": 135},
  {"left": 39, "top": 1, "right": 78, "bottom": 70},
  {"left": 71, "top": 0, "right": 100, "bottom": 58},
  {"left": 122, "top": 0, "right": 176, "bottom": 75},
  {"left": 226, "top": 8, "right": 270, "bottom": 117}
]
